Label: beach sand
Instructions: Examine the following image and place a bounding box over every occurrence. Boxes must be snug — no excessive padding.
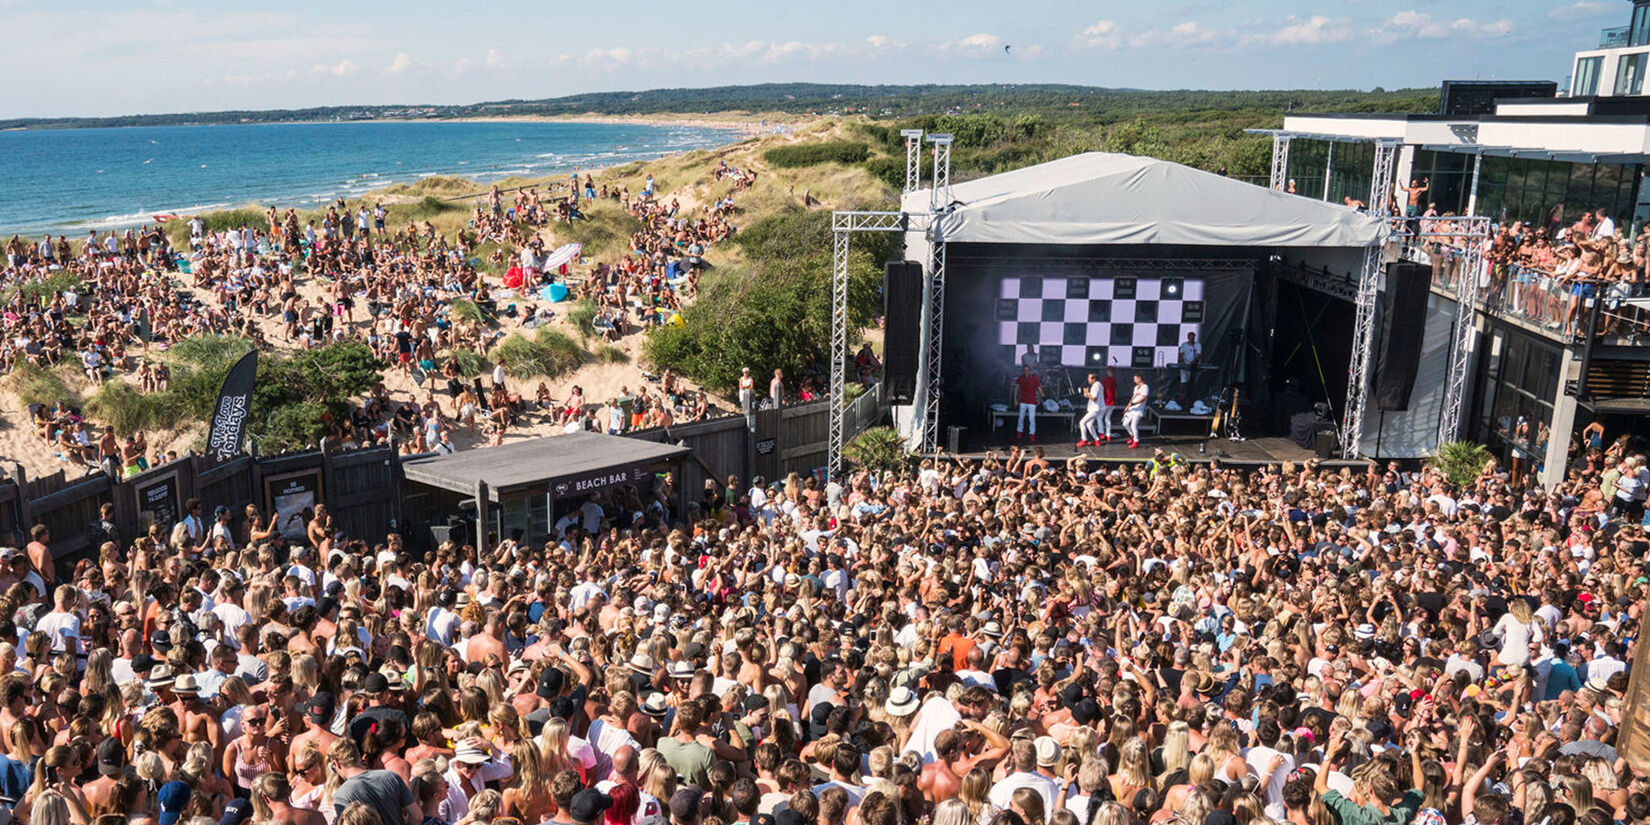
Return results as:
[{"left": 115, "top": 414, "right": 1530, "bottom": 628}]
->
[{"left": 0, "top": 115, "right": 875, "bottom": 485}]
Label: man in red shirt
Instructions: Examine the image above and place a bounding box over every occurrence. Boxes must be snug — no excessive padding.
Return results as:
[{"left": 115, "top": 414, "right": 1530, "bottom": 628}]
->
[
  {"left": 1100, "top": 367, "right": 1119, "bottom": 441},
  {"left": 1014, "top": 366, "right": 1041, "bottom": 442}
]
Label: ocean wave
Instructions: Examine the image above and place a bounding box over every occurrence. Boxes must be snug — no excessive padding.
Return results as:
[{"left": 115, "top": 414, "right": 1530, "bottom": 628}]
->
[{"left": 77, "top": 202, "right": 234, "bottom": 230}]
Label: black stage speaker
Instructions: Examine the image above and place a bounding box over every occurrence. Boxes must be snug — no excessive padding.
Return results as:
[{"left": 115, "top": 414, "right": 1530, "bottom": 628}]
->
[
  {"left": 883, "top": 261, "right": 924, "bottom": 403},
  {"left": 1315, "top": 430, "right": 1337, "bottom": 460},
  {"left": 1375, "top": 262, "right": 1431, "bottom": 412}
]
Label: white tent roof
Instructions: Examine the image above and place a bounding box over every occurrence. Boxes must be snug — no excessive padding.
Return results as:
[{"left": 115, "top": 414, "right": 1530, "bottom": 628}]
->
[{"left": 901, "top": 152, "right": 1386, "bottom": 248}]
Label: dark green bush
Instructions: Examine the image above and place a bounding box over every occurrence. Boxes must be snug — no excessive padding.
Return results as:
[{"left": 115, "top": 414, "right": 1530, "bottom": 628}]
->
[{"left": 762, "top": 141, "right": 871, "bottom": 168}]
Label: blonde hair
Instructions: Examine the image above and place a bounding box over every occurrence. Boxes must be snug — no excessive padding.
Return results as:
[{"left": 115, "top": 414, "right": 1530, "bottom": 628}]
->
[
  {"left": 1117, "top": 737, "right": 1152, "bottom": 789},
  {"left": 1158, "top": 722, "right": 1191, "bottom": 778}
]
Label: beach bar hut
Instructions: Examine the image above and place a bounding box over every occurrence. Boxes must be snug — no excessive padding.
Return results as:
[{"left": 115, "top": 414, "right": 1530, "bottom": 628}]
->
[{"left": 402, "top": 431, "right": 689, "bottom": 548}]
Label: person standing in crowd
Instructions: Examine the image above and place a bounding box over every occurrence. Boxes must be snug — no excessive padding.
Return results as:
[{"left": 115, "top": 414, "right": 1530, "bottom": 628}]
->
[
  {"left": 1076, "top": 372, "right": 1103, "bottom": 447},
  {"left": 1122, "top": 371, "right": 1149, "bottom": 448},
  {"left": 1013, "top": 365, "right": 1041, "bottom": 442}
]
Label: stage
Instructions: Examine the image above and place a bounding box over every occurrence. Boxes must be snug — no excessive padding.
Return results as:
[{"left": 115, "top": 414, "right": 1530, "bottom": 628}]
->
[{"left": 936, "top": 430, "right": 1371, "bottom": 470}]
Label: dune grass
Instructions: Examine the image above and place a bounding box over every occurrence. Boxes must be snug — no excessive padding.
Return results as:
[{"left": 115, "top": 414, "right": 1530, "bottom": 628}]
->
[
  {"left": 597, "top": 345, "right": 629, "bottom": 364},
  {"left": 489, "top": 328, "right": 588, "bottom": 380},
  {"left": 6, "top": 362, "right": 80, "bottom": 409},
  {"left": 564, "top": 300, "right": 598, "bottom": 339}
]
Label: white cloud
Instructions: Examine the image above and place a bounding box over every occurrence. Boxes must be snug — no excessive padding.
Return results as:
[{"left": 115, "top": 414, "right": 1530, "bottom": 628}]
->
[
  {"left": 308, "top": 59, "right": 360, "bottom": 78},
  {"left": 1381, "top": 11, "right": 1514, "bottom": 40},
  {"left": 865, "top": 34, "right": 907, "bottom": 51},
  {"left": 385, "top": 52, "right": 415, "bottom": 74},
  {"left": 1077, "top": 20, "right": 1123, "bottom": 50},
  {"left": 581, "top": 46, "right": 631, "bottom": 67},
  {"left": 484, "top": 48, "right": 509, "bottom": 70},
  {"left": 1548, "top": 1, "right": 1612, "bottom": 16},
  {"left": 935, "top": 32, "right": 1003, "bottom": 57},
  {"left": 1126, "top": 21, "right": 1221, "bottom": 49},
  {"left": 1272, "top": 15, "right": 1353, "bottom": 45}
]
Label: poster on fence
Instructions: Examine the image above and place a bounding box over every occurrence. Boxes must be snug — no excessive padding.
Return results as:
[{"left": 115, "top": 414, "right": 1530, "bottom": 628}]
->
[
  {"left": 135, "top": 474, "right": 179, "bottom": 534},
  {"left": 264, "top": 470, "right": 323, "bottom": 543}
]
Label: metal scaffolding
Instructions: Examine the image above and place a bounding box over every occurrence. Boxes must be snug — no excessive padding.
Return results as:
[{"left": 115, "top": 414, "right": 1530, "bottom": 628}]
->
[
  {"left": 921, "top": 134, "right": 955, "bottom": 453},
  {"left": 1341, "top": 244, "right": 1385, "bottom": 458},
  {"left": 900, "top": 129, "right": 925, "bottom": 194},
  {"left": 1270, "top": 134, "right": 1291, "bottom": 191},
  {"left": 828, "top": 212, "right": 909, "bottom": 473},
  {"left": 1394, "top": 219, "right": 1491, "bottom": 448},
  {"left": 1369, "top": 139, "right": 1399, "bottom": 215},
  {"left": 827, "top": 130, "right": 927, "bottom": 473}
]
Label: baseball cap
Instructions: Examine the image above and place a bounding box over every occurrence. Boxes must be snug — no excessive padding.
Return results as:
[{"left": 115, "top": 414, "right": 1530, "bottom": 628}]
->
[
  {"left": 158, "top": 781, "right": 191, "bottom": 825},
  {"left": 220, "top": 798, "right": 254, "bottom": 825},
  {"left": 307, "top": 691, "right": 336, "bottom": 723},
  {"left": 362, "top": 672, "right": 389, "bottom": 695},
  {"left": 96, "top": 737, "right": 124, "bottom": 777},
  {"left": 670, "top": 786, "right": 705, "bottom": 822},
  {"left": 570, "top": 789, "right": 615, "bottom": 824}
]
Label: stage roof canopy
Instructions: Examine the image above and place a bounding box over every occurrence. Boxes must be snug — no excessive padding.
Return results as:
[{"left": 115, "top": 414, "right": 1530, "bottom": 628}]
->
[
  {"left": 403, "top": 431, "right": 688, "bottom": 501},
  {"left": 902, "top": 152, "right": 1387, "bottom": 249}
]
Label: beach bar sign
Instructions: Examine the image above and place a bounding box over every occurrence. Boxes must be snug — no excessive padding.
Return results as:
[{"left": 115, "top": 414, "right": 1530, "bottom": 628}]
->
[{"left": 550, "top": 465, "right": 649, "bottom": 500}]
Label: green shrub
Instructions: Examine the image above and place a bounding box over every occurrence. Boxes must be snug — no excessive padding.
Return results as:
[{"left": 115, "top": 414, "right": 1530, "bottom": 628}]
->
[
  {"left": 597, "top": 345, "right": 629, "bottom": 364},
  {"left": 762, "top": 141, "right": 871, "bottom": 168},
  {"left": 1427, "top": 441, "right": 1494, "bottom": 488},
  {"left": 2, "top": 271, "right": 81, "bottom": 305},
  {"left": 490, "top": 329, "right": 587, "bottom": 380},
  {"left": 451, "top": 298, "right": 497, "bottom": 328},
  {"left": 645, "top": 208, "right": 885, "bottom": 393},
  {"left": 843, "top": 426, "right": 906, "bottom": 472},
  {"left": 7, "top": 362, "right": 78, "bottom": 408},
  {"left": 450, "top": 348, "right": 490, "bottom": 377}
]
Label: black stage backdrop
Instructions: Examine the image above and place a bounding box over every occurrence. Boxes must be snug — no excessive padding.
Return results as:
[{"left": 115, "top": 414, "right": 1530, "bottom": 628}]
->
[{"left": 941, "top": 244, "right": 1258, "bottom": 429}]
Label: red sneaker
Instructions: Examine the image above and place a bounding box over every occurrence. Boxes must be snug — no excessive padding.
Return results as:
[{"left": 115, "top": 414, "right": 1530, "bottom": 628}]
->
[
  {"left": 1101, "top": 435, "right": 1111, "bottom": 442},
  {"left": 1128, "top": 440, "right": 1140, "bottom": 448},
  {"left": 1029, "top": 434, "right": 1036, "bottom": 442},
  {"left": 1015, "top": 432, "right": 1023, "bottom": 441},
  {"left": 1075, "top": 440, "right": 1089, "bottom": 448}
]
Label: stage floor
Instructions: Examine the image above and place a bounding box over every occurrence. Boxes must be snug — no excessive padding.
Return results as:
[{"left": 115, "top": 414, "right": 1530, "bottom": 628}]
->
[{"left": 940, "top": 429, "right": 1368, "bottom": 470}]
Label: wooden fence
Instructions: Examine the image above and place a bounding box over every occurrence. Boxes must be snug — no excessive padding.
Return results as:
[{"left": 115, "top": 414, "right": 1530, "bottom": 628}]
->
[{"left": 0, "top": 389, "right": 884, "bottom": 571}]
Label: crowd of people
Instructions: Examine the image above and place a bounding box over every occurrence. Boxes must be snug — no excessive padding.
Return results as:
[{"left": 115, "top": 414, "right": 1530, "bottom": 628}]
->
[
  {"left": 1391, "top": 201, "right": 1648, "bottom": 340},
  {"left": 0, "top": 418, "right": 1641, "bottom": 825},
  {"left": 1, "top": 163, "right": 747, "bottom": 471}
]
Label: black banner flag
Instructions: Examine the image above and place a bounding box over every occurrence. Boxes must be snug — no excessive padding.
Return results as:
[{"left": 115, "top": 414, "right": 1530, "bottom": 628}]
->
[{"left": 207, "top": 350, "right": 258, "bottom": 460}]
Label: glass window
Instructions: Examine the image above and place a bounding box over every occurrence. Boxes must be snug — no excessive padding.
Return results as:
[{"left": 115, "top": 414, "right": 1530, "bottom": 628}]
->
[
  {"left": 1575, "top": 56, "right": 1604, "bottom": 96},
  {"left": 1618, "top": 52, "right": 1648, "bottom": 95},
  {"left": 1633, "top": 3, "right": 1650, "bottom": 47}
]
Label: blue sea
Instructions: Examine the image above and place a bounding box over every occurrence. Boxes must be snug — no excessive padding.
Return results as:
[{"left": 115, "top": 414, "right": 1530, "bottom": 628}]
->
[{"left": 0, "top": 120, "right": 738, "bottom": 237}]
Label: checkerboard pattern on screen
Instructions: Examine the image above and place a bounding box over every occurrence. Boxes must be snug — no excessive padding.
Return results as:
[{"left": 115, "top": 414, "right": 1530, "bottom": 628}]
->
[{"left": 996, "top": 276, "right": 1204, "bottom": 369}]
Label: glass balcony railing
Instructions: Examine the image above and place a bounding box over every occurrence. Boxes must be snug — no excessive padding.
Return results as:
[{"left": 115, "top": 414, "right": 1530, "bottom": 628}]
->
[{"left": 1602, "top": 25, "right": 1631, "bottom": 47}]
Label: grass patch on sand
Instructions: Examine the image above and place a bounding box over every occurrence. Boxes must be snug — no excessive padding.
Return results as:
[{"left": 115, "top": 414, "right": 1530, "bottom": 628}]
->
[
  {"left": 450, "top": 348, "right": 491, "bottom": 377},
  {"left": 489, "top": 328, "right": 588, "bottom": 380},
  {"left": 1, "top": 271, "right": 81, "bottom": 304},
  {"left": 597, "top": 345, "right": 629, "bottom": 364},
  {"left": 87, "top": 381, "right": 181, "bottom": 435},
  {"left": 564, "top": 300, "right": 598, "bottom": 339},
  {"left": 6, "top": 362, "right": 80, "bottom": 409},
  {"left": 378, "top": 176, "right": 476, "bottom": 198}
]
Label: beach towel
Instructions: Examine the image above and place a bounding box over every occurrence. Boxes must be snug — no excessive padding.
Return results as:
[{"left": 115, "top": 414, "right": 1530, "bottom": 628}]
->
[{"left": 539, "top": 283, "right": 570, "bottom": 303}]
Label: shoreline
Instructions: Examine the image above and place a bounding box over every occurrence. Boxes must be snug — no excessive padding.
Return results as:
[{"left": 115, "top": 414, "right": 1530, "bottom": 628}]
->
[{"left": 0, "top": 116, "right": 791, "bottom": 237}]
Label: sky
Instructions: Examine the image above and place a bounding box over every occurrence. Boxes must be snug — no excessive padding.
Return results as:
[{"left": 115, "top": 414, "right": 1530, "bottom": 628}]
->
[{"left": 0, "top": 0, "right": 1622, "bottom": 118}]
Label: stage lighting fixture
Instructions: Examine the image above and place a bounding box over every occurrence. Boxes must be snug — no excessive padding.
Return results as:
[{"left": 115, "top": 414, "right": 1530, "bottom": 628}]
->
[{"left": 1166, "top": 282, "right": 1180, "bottom": 296}]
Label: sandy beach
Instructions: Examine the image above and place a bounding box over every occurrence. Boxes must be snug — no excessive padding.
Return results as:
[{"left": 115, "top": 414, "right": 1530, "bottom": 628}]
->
[{"left": 0, "top": 115, "right": 854, "bottom": 484}]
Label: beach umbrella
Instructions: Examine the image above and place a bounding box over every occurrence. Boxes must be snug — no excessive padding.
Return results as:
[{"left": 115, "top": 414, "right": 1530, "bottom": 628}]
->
[{"left": 543, "top": 243, "right": 582, "bottom": 270}]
